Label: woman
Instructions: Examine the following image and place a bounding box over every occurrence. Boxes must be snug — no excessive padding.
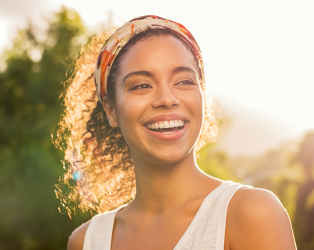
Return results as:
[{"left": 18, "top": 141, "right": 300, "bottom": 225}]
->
[{"left": 57, "top": 15, "right": 297, "bottom": 250}]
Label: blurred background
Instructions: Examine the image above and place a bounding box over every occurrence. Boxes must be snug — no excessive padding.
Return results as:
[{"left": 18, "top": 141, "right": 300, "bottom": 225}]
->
[{"left": 0, "top": 0, "right": 313, "bottom": 249}]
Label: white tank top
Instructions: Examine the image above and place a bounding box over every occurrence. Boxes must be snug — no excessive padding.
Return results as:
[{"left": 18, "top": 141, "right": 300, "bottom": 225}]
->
[{"left": 83, "top": 180, "right": 249, "bottom": 250}]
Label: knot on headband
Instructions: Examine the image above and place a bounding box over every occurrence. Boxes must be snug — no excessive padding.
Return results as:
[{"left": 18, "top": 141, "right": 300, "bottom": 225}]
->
[{"left": 94, "top": 15, "right": 202, "bottom": 104}]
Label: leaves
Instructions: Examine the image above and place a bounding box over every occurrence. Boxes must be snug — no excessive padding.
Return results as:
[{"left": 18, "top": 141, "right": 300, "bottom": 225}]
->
[{"left": 0, "top": 7, "right": 91, "bottom": 249}]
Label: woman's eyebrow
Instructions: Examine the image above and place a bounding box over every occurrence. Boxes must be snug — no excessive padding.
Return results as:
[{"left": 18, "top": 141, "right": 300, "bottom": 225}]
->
[
  {"left": 123, "top": 71, "right": 154, "bottom": 83},
  {"left": 171, "top": 66, "right": 196, "bottom": 76}
]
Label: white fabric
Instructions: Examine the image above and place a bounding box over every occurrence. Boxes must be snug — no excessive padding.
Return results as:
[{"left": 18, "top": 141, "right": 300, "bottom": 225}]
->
[{"left": 83, "top": 180, "right": 249, "bottom": 250}]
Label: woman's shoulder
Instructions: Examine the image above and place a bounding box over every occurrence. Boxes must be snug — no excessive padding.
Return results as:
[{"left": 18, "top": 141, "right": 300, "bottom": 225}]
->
[
  {"left": 229, "top": 186, "right": 289, "bottom": 226},
  {"left": 67, "top": 206, "right": 126, "bottom": 250},
  {"left": 226, "top": 185, "right": 297, "bottom": 250},
  {"left": 229, "top": 186, "right": 285, "bottom": 222},
  {"left": 67, "top": 220, "right": 92, "bottom": 250}
]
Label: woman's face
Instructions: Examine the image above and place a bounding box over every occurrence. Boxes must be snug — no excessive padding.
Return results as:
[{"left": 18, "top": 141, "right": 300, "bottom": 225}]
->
[{"left": 111, "top": 35, "right": 203, "bottom": 164}]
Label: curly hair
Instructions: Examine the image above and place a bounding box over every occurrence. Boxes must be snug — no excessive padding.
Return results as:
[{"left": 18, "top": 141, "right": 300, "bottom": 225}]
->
[{"left": 53, "top": 28, "right": 218, "bottom": 216}]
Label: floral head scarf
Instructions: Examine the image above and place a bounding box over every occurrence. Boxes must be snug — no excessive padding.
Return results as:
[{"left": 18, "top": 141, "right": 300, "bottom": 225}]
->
[{"left": 95, "top": 15, "right": 202, "bottom": 104}]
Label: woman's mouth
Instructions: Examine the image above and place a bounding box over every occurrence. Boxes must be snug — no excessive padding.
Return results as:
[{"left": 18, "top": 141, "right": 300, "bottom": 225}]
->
[
  {"left": 146, "top": 120, "right": 185, "bottom": 134},
  {"left": 143, "top": 119, "right": 188, "bottom": 141}
]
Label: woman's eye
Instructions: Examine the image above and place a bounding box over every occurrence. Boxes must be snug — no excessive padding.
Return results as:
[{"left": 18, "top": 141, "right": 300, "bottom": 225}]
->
[
  {"left": 176, "top": 80, "right": 195, "bottom": 85},
  {"left": 130, "top": 83, "right": 151, "bottom": 90}
]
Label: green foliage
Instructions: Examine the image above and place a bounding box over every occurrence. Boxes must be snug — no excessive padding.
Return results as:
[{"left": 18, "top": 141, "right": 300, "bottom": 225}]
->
[
  {"left": 290, "top": 132, "right": 314, "bottom": 249},
  {"left": 197, "top": 143, "right": 239, "bottom": 182},
  {"left": 269, "top": 132, "right": 314, "bottom": 249},
  {"left": 0, "top": 7, "right": 91, "bottom": 250}
]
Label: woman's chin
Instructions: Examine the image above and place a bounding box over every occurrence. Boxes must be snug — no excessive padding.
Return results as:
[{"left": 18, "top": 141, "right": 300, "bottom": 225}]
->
[{"left": 145, "top": 146, "right": 194, "bottom": 165}]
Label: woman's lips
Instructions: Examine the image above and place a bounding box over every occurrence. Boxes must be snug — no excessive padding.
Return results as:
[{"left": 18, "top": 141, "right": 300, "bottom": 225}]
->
[
  {"left": 144, "top": 113, "right": 189, "bottom": 125},
  {"left": 143, "top": 121, "right": 189, "bottom": 141}
]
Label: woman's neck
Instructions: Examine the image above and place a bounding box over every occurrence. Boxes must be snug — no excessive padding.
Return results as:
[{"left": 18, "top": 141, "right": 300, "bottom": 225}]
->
[{"left": 130, "top": 151, "right": 211, "bottom": 213}]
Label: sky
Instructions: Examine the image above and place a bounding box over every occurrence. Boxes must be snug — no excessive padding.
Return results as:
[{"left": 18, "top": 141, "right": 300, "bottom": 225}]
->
[{"left": 0, "top": 0, "right": 313, "bottom": 154}]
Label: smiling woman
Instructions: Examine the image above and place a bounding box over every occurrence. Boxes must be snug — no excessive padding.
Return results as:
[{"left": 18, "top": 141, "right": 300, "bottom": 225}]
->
[{"left": 55, "top": 15, "right": 297, "bottom": 250}]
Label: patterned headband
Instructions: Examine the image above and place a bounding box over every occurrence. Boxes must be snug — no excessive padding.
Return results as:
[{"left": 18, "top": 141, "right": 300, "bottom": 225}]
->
[{"left": 95, "top": 15, "right": 202, "bottom": 104}]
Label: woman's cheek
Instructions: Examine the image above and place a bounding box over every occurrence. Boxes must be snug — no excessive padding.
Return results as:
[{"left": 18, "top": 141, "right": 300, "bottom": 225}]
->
[
  {"left": 185, "top": 91, "right": 203, "bottom": 115},
  {"left": 116, "top": 97, "right": 143, "bottom": 133}
]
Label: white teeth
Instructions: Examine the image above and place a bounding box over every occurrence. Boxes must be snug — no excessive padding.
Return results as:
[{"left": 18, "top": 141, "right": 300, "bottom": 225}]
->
[
  {"left": 146, "top": 120, "right": 185, "bottom": 129},
  {"left": 163, "top": 121, "right": 169, "bottom": 128}
]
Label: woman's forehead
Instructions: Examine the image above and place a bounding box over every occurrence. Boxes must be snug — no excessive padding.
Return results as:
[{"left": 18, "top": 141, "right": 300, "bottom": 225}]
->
[{"left": 119, "top": 35, "right": 199, "bottom": 74}]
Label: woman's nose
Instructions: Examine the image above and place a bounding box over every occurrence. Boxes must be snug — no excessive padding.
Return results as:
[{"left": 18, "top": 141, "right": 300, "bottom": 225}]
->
[{"left": 151, "top": 85, "right": 180, "bottom": 109}]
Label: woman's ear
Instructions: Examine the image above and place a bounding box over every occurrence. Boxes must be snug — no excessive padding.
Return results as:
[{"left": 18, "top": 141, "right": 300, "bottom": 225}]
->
[{"left": 102, "top": 97, "right": 118, "bottom": 128}]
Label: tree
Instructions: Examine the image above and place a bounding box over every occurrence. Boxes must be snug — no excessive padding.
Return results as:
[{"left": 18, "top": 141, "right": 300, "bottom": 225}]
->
[
  {"left": 272, "top": 132, "right": 314, "bottom": 250},
  {"left": 293, "top": 132, "right": 314, "bottom": 249},
  {"left": 0, "top": 7, "right": 91, "bottom": 249}
]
